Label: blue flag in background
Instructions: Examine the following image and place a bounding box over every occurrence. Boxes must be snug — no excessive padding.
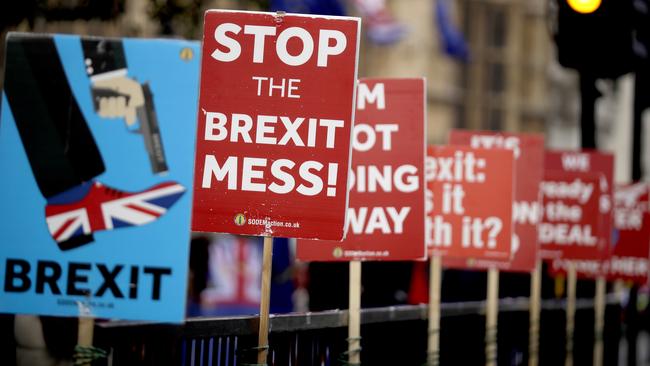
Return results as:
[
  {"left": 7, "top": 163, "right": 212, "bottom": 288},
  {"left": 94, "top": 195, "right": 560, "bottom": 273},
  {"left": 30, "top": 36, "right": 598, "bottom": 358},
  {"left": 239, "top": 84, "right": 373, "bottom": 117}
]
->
[
  {"left": 271, "top": 238, "right": 294, "bottom": 314},
  {"left": 272, "top": 0, "right": 408, "bottom": 45},
  {"left": 271, "top": 0, "right": 346, "bottom": 16},
  {"left": 435, "top": 0, "right": 470, "bottom": 62}
]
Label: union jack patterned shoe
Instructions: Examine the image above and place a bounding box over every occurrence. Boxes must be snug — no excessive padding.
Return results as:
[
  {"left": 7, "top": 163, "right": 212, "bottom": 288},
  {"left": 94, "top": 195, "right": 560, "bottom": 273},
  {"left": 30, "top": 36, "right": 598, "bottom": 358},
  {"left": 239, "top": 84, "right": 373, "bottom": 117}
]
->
[{"left": 45, "top": 181, "right": 185, "bottom": 250}]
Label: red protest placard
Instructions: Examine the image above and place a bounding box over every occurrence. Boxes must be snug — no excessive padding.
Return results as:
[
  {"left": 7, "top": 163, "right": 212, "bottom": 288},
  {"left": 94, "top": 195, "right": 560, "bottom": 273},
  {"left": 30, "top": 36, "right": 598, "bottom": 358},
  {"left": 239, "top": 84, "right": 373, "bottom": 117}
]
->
[
  {"left": 427, "top": 146, "right": 514, "bottom": 261},
  {"left": 543, "top": 150, "right": 614, "bottom": 257},
  {"left": 608, "top": 183, "right": 650, "bottom": 284},
  {"left": 192, "top": 10, "right": 360, "bottom": 240},
  {"left": 543, "top": 151, "right": 614, "bottom": 279},
  {"left": 443, "top": 131, "right": 544, "bottom": 272},
  {"left": 296, "top": 78, "right": 426, "bottom": 261},
  {"left": 548, "top": 183, "right": 649, "bottom": 280},
  {"left": 539, "top": 170, "right": 604, "bottom": 261}
]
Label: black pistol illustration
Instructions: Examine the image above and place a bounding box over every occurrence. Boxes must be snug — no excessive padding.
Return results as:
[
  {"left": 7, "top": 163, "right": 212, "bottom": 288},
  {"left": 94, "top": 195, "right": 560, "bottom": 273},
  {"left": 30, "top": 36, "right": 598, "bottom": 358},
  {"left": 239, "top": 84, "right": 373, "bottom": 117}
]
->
[{"left": 92, "top": 82, "right": 168, "bottom": 174}]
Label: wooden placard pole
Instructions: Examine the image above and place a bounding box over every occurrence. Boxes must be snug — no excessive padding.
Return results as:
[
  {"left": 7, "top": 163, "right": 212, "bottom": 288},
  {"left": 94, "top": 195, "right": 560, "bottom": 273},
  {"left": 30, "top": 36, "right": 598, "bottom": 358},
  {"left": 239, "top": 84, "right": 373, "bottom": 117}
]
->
[
  {"left": 76, "top": 317, "right": 94, "bottom": 366},
  {"left": 486, "top": 267, "right": 499, "bottom": 366},
  {"left": 257, "top": 236, "right": 274, "bottom": 365},
  {"left": 348, "top": 260, "right": 362, "bottom": 365},
  {"left": 593, "top": 275, "right": 606, "bottom": 366},
  {"left": 565, "top": 262, "right": 577, "bottom": 366},
  {"left": 428, "top": 256, "right": 442, "bottom": 366},
  {"left": 74, "top": 297, "right": 104, "bottom": 366},
  {"left": 529, "top": 258, "right": 542, "bottom": 366}
]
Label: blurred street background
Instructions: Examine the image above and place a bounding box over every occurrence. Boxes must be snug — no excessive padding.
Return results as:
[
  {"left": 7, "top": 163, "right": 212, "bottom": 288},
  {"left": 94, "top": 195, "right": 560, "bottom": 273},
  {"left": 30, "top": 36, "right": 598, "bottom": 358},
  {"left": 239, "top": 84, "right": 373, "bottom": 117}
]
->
[{"left": 1, "top": 0, "right": 648, "bottom": 183}]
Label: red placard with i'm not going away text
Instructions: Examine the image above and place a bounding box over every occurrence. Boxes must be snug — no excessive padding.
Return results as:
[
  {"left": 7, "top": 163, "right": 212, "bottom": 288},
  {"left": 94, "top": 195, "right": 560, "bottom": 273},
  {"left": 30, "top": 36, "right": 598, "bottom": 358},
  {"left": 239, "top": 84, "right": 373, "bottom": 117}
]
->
[
  {"left": 192, "top": 10, "right": 360, "bottom": 240},
  {"left": 427, "top": 146, "right": 514, "bottom": 261},
  {"left": 297, "top": 78, "right": 426, "bottom": 261},
  {"left": 443, "top": 131, "right": 544, "bottom": 272}
]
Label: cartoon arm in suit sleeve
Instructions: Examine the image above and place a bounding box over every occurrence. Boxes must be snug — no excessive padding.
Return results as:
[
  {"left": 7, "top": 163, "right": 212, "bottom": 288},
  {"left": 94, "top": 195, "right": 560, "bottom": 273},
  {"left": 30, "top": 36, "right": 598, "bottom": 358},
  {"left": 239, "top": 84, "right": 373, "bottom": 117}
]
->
[
  {"left": 83, "top": 39, "right": 144, "bottom": 128},
  {"left": 83, "top": 39, "right": 168, "bottom": 174}
]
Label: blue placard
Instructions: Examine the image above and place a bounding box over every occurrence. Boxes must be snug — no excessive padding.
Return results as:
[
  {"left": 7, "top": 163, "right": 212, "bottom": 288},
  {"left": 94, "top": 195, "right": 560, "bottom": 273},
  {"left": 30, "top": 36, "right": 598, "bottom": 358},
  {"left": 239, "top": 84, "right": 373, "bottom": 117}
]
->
[{"left": 0, "top": 33, "right": 199, "bottom": 322}]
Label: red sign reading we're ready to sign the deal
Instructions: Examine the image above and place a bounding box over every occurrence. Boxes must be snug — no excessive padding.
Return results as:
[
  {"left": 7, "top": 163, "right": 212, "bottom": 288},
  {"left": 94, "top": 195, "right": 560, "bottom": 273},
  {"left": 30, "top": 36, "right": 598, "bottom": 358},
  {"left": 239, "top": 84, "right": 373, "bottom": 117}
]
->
[
  {"left": 427, "top": 146, "right": 514, "bottom": 261},
  {"left": 297, "top": 78, "right": 426, "bottom": 261},
  {"left": 191, "top": 10, "right": 360, "bottom": 240},
  {"left": 543, "top": 151, "right": 614, "bottom": 254},
  {"left": 548, "top": 182, "right": 649, "bottom": 280},
  {"left": 542, "top": 150, "right": 614, "bottom": 278},
  {"left": 540, "top": 151, "right": 613, "bottom": 267},
  {"left": 540, "top": 170, "right": 604, "bottom": 261},
  {"left": 443, "top": 131, "right": 544, "bottom": 272}
]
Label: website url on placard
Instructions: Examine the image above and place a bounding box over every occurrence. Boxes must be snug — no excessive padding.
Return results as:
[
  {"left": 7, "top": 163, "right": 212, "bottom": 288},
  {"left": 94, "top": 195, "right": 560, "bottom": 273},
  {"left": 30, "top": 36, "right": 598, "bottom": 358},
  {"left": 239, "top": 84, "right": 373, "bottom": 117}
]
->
[
  {"left": 343, "top": 250, "right": 390, "bottom": 258},
  {"left": 247, "top": 218, "right": 300, "bottom": 228}
]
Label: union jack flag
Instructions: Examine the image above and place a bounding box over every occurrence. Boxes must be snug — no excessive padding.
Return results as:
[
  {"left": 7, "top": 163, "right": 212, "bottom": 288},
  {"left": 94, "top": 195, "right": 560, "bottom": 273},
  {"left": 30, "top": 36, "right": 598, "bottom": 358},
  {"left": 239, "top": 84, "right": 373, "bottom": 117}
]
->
[{"left": 46, "top": 181, "right": 185, "bottom": 244}]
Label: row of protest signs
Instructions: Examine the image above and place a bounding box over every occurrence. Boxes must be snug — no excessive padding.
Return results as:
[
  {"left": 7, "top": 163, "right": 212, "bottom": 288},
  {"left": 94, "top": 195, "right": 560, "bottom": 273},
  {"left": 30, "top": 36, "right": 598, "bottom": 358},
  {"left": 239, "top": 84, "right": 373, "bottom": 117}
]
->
[{"left": 1, "top": 9, "right": 649, "bottom": 329}]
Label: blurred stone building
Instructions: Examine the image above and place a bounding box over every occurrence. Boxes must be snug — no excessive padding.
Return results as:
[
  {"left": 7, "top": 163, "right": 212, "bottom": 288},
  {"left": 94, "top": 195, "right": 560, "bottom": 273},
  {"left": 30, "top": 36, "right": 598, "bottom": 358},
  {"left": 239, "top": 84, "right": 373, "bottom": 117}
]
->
[{"left": 1, "top": 0, "right": 647, "bottom": 182}]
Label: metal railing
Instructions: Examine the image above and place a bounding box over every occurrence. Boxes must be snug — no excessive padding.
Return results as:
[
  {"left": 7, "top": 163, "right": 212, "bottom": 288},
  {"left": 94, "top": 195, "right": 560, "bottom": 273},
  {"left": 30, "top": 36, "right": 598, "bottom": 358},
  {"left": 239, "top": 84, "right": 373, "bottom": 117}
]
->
[{"left": 94, "top": 297, "right": 622, "bottom": 366}]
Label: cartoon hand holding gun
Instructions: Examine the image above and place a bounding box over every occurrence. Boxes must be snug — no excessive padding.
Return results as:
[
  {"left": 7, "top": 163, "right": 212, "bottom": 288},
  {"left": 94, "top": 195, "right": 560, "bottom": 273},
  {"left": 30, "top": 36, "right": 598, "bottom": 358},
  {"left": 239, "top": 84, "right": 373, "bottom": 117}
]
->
[
  {"left": 92, "top": 77, "right": 168, "bottom": 174},
  {"left": 93, "top": 75, "right": 143, "bottom": 127},
  {"left": 85, "top": 40, "right": 168, "bottom": 174}
]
